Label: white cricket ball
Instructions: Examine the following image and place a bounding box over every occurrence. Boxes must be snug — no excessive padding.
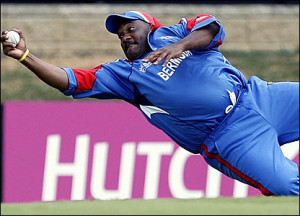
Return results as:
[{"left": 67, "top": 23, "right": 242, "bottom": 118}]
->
[{"left": 6, "top": 31, "right": 20, "bottom": 45}]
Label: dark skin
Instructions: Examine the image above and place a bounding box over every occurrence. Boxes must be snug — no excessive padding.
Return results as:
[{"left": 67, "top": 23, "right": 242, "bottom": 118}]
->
[
  {"left": 1, "top": 18, "right": 219, "bottom": 92},
  {"left": 117, "top": 19, "right": 220, "bottom": 66},
  {"left": 1, "top": 29, "right": 69, "bottom": 92},
  {"left": 117, "top": 19, "right": 152, "bottom": 60}
]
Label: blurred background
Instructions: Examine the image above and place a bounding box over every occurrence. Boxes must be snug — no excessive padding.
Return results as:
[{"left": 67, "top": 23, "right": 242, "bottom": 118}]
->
[
  {"left": 1, "top": 1, "right": 299, "bottom": 209},
  {"left": 1, "top": 1, "right": 299, "bottom": 101}
]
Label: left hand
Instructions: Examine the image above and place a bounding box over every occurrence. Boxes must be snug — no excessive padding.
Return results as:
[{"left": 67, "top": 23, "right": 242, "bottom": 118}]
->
[
  {"left": 143, "top": 43, "right": 184, "bottom": 67},
  {"left": 1, "top": 28, "right": 27, "bottom": 60}
]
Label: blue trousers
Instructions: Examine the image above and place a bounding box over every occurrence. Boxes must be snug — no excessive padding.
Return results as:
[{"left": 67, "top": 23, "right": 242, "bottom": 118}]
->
[{"left": 202, "top": 76, "right": 299, "bottom": 195}]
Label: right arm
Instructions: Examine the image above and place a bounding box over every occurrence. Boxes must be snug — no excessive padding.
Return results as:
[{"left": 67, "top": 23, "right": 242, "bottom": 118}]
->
[
  {"left": 1, "top": 29, "right": 69, "bottom": 92},
  {"left": 143, "top": 14, "right": 224, "bottom": 67},
  {"left": 143, "top": 22, "right": 220, "bottom": 67}
]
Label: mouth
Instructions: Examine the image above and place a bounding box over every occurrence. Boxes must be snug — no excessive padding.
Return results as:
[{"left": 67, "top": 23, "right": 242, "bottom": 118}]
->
[{"left": 125, "top": 42, "right": 137, "bottom": 51}]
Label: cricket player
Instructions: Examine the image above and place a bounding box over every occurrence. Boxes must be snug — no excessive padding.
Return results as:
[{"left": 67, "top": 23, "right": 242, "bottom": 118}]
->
[{"left": 1, "top": 10, "right": 299, "bottom": 196}]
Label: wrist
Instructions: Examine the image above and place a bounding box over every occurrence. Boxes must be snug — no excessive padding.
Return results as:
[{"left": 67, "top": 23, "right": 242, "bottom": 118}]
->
[{"left": 18, "top": 49, "right": 30, "bottom": 62}]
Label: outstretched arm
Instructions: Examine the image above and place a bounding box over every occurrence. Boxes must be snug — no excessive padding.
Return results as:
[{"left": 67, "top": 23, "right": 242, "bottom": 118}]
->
[
  {"left": 1, "top": 29, "right": 69, "bottom": 92},
  {"left": 143, "top": 22, "right": 220, "bottom": 67}
]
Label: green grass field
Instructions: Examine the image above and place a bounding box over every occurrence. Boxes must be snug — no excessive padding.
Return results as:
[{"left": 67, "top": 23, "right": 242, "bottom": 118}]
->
[{"left": 1, "top": 196, "right": 299, "bottom": 215}]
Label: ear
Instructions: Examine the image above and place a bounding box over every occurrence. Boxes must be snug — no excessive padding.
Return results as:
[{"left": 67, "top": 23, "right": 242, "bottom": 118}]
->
[
  {"left": 150, "top": 17, "right": 163, "bottom": 32},
  {"left": 149, "top": 24, "right": 153, "bottom": 31}
]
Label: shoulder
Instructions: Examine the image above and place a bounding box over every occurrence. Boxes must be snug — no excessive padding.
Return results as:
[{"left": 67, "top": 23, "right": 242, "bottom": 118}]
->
[
  {"left": 180, "top": 14, "right": 220, "bottom": 31},
  {"left": 104, "top": 58, "right": 132, "bottom": 67},
  {"left": 102, "top": 58, "right": 134, "bottom": 76}
]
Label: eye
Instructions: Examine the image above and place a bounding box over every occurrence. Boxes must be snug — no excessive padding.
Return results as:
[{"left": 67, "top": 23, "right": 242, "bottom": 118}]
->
[
  {"left": 118, "top": 34, "right": 123, "bottom": 39},
  {"left": 117, "top": 26, "right": 135, "bottom": 39}
]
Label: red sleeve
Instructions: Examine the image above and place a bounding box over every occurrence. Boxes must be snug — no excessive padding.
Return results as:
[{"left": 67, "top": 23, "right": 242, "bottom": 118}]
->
[
  {"left": 73, "top": 65, "right": 102, "bottom": 93},
  {"left": 186, "top": 14, "right": 215, "bottom": 31}
]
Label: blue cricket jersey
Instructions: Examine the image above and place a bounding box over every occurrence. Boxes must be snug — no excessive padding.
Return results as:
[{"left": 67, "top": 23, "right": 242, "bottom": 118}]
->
[{"left": 62, "top": 14, "right": 248, "bottom": 153}]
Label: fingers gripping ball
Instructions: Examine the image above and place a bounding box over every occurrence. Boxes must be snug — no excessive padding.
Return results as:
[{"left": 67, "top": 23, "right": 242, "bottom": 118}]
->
[{"left": 6, "top": 31, "right": 20, "bottom": 46}]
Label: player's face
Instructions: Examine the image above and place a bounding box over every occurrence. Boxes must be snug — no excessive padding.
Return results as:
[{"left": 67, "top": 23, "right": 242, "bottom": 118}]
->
[{"left": 117, "top": 20, "right": 152, "bottom": 60}]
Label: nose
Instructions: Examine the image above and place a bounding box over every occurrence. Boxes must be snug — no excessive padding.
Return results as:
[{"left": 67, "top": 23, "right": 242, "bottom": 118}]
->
[{"left": 122, "top": 33, "right": 131, "bottom": 42}]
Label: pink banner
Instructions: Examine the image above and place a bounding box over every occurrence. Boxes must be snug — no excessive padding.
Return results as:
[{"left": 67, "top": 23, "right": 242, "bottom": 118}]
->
[{"left": 2, "top": 101, "right": 299, "bottom": 203}]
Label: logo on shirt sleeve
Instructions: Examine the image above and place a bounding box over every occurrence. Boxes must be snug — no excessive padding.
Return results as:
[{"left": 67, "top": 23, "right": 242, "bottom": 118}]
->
[{"left": 157, "top": 36, "right": 176, "bottom": 40}]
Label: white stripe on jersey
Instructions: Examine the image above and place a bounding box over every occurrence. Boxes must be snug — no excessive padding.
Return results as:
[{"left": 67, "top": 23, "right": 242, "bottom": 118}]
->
[{"left": 129, "top": 11, "right": 150, "bottom": 23}]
